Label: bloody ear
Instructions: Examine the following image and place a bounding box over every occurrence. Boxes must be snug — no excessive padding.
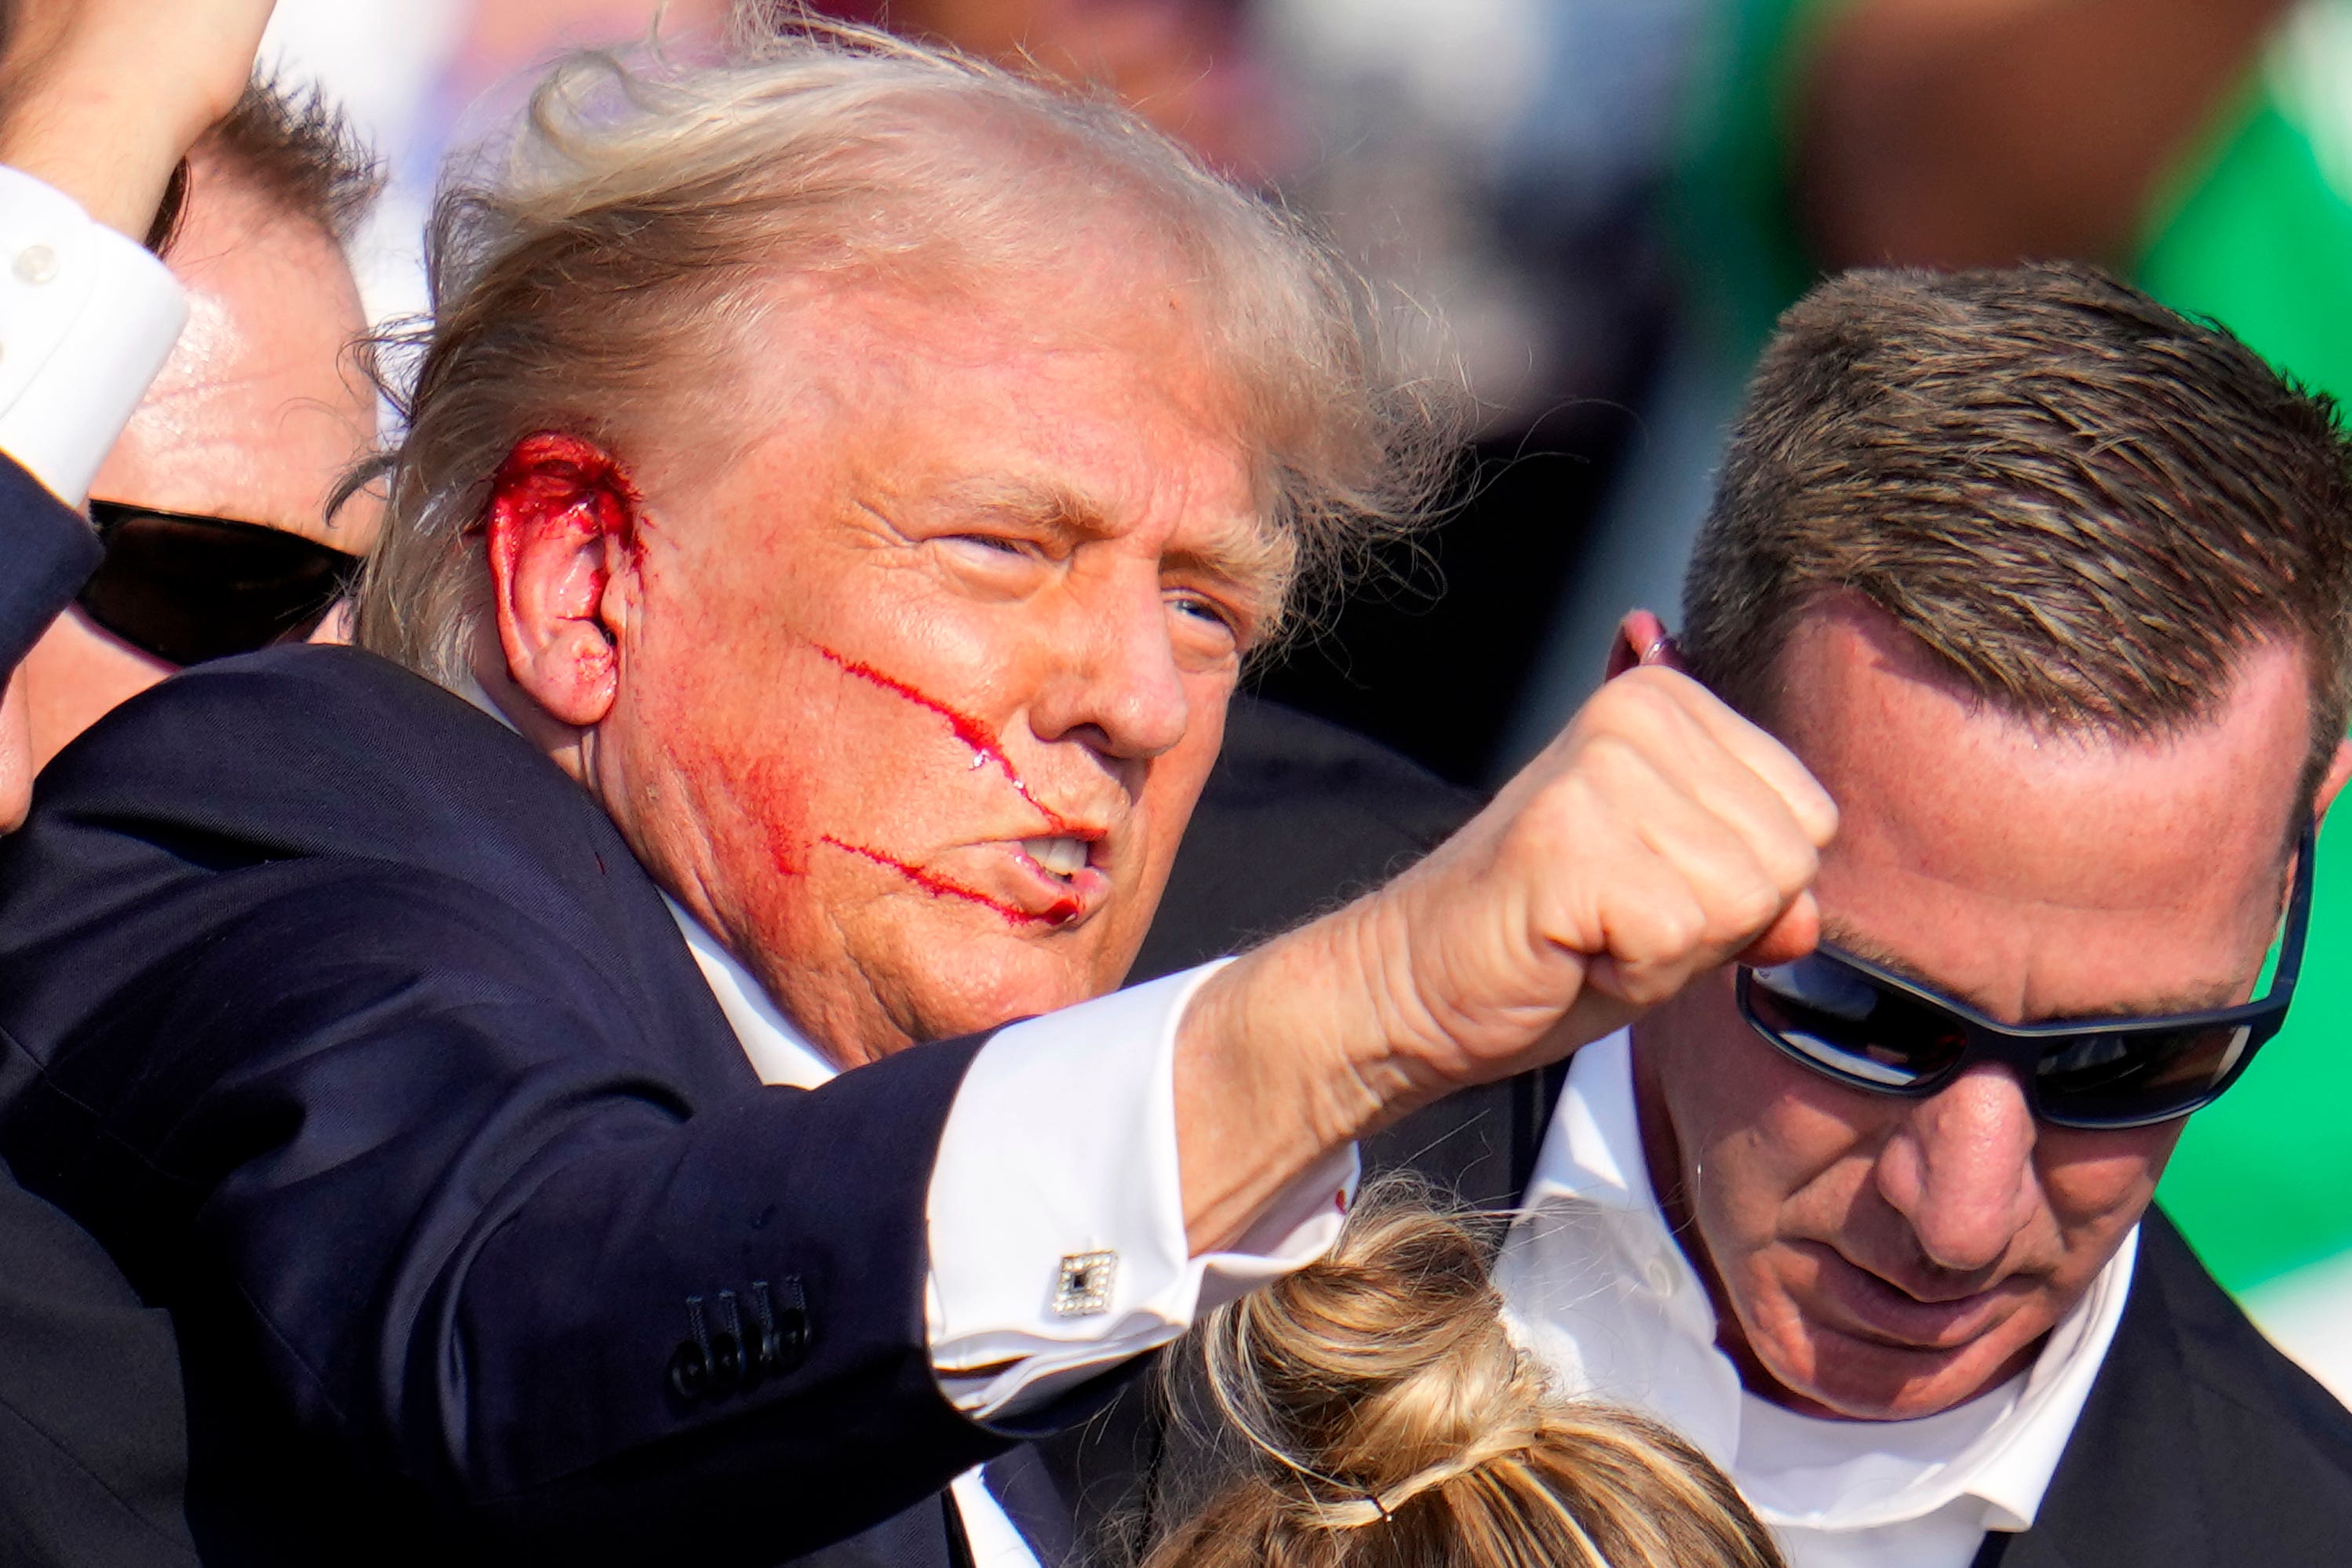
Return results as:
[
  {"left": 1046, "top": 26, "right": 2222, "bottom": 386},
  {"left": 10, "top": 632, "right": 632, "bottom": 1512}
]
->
[{"left": 483, "top": 431, "right": 643, "bottom": 729}]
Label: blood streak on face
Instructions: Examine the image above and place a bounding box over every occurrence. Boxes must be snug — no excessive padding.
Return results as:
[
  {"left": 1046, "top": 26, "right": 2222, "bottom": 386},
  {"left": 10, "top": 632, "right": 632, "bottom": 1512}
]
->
[
  {"left": 804, "top": 645, "right": 1090, "bottom": 925},
  {"left": 819, "top": 836, "right": 1080, "bottom": 928},
  {"left": 814, "top": 646, "right": 1079, "bottom": 836}
]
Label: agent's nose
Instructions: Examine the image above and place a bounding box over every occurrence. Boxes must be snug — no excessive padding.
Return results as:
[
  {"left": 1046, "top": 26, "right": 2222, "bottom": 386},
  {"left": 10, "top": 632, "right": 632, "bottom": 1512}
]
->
[{"left": 1873, "top": 1064, "right": 2044, "bottom": 1276}]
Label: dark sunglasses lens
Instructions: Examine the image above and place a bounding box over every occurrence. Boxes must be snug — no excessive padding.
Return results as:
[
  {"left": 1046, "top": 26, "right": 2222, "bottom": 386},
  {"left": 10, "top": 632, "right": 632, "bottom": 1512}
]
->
[
  {"left": 1746, "top": 956, "right": 1971, "bottom": 1089},
  {"left": 78, "top": 515, "right": 352, "bottom": 667},
  {"left": 2034, "top": 1024, "right": 2252, "bottom": 1129}
]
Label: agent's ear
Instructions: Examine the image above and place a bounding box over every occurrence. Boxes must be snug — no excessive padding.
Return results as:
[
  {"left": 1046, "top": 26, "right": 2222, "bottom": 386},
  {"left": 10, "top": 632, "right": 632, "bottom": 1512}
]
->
[
  {"left": 2314, "top": 737, "right": 2352, "bottom": 820},
  {"left": 484, "top": 431, "right": 642, "bottom": 729},
  {"left": 1604, "top": 609, "right": 1684, "bottom": 682}
]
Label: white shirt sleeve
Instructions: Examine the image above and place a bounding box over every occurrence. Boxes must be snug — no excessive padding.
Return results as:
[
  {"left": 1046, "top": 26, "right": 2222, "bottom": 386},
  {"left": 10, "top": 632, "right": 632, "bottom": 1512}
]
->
[
  {"left": 0, "top": 164, "right": 188, "bottom": 505},
  {"left": 925, "top": 960, "right": 1358, "bottom": 1424}
]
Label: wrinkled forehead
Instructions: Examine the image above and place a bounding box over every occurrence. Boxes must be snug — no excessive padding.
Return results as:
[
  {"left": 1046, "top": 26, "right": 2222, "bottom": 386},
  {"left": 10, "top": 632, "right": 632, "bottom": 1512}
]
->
[{"left": 638, "top": 250, "right": 1295, "bottom": 591}]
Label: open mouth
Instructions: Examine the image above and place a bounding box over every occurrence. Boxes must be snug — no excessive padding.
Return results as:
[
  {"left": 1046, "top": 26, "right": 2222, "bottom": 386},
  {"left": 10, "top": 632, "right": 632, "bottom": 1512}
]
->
[{"left": 1020, "top": 835, "right": 1091, "bottom": 880}]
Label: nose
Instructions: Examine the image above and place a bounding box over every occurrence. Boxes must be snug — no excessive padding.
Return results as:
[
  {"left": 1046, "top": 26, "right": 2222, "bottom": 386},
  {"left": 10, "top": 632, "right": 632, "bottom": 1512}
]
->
[
  {"left": 1026, "top": 571, "right": 1192, "bottom": 768},
  {"left": 1873, "top": 1064, "right": 2044, "bottom": 1276}
]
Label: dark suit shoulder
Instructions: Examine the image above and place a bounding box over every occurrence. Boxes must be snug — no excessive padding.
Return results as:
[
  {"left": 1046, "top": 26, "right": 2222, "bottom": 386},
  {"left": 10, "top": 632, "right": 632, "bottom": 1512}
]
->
[
  {"left": 2015, "top": 1207, "right": 2352, "bottom": 1568},
  {"left": 3, "top": 646, "right": 708, "bottom": 1058},
  {"left": 24, "top": 642, "right": 620, "bottom": 878},
  {"left": 2138, "top": 1209, "right": 2352, "bottom": 1478}
]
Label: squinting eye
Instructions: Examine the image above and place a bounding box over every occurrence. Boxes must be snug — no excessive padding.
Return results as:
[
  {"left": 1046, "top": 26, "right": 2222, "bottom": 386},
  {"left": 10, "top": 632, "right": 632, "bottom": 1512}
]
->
[
  {"left": 945, "top": 533, "right": 1032, "bottom": 558},
  {"left": 1170, "top": 592, "right": 1244, "bottom": 641}
]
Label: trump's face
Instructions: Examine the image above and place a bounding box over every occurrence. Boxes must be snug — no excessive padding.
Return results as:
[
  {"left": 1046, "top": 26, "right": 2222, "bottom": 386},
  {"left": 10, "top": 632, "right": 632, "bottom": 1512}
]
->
[{"left": 493, "top": 266, "right": 1281, "bottom": 1064}]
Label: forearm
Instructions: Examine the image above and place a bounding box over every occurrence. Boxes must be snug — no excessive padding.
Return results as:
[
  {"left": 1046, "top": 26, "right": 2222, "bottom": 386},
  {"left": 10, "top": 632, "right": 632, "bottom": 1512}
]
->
[
  {"left": 1800, "top": 0, "right": 2297, "bottom": 268},
  {"left": 1174, "top": 898, "right": 1424, "bottom": 1252}
]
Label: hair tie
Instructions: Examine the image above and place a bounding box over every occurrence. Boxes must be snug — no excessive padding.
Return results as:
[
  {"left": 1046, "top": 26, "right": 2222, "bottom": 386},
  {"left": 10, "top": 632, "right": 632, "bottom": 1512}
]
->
[{"left": 1300, "top": 1420, "right": 1543, "bottom": 1530}]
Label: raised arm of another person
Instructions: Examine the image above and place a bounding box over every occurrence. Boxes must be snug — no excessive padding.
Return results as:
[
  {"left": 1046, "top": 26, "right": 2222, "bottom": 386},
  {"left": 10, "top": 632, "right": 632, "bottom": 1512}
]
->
[
  {"left": 1797, "top": 0, "right": 2296, "bottom": 269},
  {"left": 0, "top": 0, "right": 276, "bottom": 822}
]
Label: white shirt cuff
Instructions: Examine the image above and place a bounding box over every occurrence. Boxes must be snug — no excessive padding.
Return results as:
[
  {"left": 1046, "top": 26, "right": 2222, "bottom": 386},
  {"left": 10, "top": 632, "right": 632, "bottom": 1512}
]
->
[
  {"left": 0, "top": 164, "right": 188, "bottom": 505},
  {"left": 925, "top": 960, "right": 1358, "bottom": 1424}
]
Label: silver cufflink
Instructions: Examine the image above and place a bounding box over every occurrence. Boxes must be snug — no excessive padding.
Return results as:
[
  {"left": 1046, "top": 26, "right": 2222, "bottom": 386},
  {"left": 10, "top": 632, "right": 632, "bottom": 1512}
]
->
[{"left": 1053, "top": 1250, "right": 1117, "bottom": 1318}]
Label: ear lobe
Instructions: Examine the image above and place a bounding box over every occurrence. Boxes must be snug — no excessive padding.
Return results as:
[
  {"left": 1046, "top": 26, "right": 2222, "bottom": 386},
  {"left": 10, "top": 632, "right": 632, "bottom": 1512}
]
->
[
  {"left": 2314, "top": 736, "right": 2352, "bottom": 820},
  {"left": 484, "top": 432, "right": 643, "bottom": 729}
]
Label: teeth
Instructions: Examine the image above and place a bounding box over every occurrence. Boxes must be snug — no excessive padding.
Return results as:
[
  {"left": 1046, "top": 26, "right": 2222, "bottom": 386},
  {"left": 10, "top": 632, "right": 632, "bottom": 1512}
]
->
[{"left": 1021, "top": 836, "right": 1087, "bottom": 877}]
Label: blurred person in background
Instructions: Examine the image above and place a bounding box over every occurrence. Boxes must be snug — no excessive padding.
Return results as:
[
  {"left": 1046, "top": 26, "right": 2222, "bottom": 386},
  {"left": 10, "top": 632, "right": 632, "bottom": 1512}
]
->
[
  {"left": 15, "top": 78, "right": 380, "bottom": 767},
  {"left": 1538, "top": 0, "right": 2352, "bottom": 1399}
]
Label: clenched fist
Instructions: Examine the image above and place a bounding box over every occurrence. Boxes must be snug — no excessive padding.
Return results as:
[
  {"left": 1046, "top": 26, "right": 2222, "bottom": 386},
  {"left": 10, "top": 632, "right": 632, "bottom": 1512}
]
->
[
  {"left": 1177, "top": 660, "right": 1837, "bottom": 1247},
  {"left": 0, "top": 0, "right": 279, "bottom": 238}
]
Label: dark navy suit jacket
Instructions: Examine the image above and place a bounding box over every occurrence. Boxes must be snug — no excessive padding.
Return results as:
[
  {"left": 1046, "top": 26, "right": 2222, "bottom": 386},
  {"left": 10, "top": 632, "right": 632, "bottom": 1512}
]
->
[
  {"left": 0, "top": 453, "right": 206, "bottom": 1566},
  {"left": 0, "top": 644, "right": 1022, "bottom": 1565}
]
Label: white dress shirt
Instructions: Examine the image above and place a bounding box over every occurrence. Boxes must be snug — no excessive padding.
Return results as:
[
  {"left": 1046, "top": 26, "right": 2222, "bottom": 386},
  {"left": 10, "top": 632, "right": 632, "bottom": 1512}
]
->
[
  {"left": 0, "top": 165, "right": 187, "bottom": 505},
  {"left": 669, "top": 904, "right": 1353, "bottom": 1568},
  {"left": 1496, "top": 1032, "right": 2135, "bottom": 1568}
]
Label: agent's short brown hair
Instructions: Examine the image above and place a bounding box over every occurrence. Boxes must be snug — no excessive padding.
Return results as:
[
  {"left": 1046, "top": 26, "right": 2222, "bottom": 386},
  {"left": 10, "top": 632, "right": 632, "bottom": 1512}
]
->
[
  {"left": 147, "top": 73, "right": 383, "bottom": 256},
  {"left": 1681, "top": 263, "right": 2352, "bottom": 808}
]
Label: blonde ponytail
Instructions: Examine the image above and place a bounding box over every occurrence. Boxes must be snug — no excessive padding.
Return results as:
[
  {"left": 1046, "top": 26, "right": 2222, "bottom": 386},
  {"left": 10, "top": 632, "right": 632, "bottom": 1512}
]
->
[{"left": 1145, "top": 1188, "right": 1784, "bottom": 1568}]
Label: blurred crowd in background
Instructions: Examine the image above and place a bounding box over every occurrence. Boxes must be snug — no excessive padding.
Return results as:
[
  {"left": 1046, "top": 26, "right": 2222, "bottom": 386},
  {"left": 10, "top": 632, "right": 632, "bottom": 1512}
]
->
[{"left": 253, "top": 0, "right": 2352, "bottom": 1402}]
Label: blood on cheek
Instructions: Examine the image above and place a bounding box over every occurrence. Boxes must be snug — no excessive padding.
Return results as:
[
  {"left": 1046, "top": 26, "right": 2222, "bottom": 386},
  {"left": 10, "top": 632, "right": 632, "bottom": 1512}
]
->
[
  {"left": 813, "top": 648, "right": 1079, "bottom": 837},
  {"left": 801, "top": 647, "right": 1081, "bottom": 927}
]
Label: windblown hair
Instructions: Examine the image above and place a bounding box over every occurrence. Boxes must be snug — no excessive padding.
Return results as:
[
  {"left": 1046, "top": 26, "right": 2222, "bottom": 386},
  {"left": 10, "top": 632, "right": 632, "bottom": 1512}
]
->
[
  {"left": 1145, "top": 1192, "right": 1785, "bottom": 1568},
  {"left": 1681, "top": 263, "right": 2352, "bottom": 808},
  {"left": 351, "top": 9, "right": 1452, "bottom": 686},
  {"left": 148, "top": 72, "right": 384, "bottom": 256}
]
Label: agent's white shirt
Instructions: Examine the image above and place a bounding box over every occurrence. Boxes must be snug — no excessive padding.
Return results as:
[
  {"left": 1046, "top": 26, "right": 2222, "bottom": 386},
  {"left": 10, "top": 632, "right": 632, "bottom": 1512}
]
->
[{"left": 1496, "top": 1032, "right": 2135, "bottom": 1568}]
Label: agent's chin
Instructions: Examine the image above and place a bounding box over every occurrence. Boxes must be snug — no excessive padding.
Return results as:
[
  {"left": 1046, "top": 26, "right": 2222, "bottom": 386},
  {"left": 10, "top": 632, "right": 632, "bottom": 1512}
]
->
[{"left": 1752, "top": 1321, "right": 2030, "bottom": 1422}]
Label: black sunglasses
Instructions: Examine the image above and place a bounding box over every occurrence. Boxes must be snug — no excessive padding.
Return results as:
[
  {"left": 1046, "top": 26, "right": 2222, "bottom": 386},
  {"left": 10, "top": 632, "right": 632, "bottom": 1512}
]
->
[
  {"left": 77, "top": 500, "right": 362, "bottom": 668},
  {"left": 1735, "top": 822, "right": 2316, "bottom": 1130}
]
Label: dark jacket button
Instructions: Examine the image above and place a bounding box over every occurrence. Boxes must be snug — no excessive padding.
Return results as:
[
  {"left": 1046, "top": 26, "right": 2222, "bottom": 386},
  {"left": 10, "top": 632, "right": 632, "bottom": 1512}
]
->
[
  {"left": 668, "top": 1341, "right": 712, "bottom": 1402},
  {"left": 769, "top": 1306, "right": 810, "bottom": 1373},
  {"left": 708, "top": 1331, "right": 745, "bottom": 1393}
]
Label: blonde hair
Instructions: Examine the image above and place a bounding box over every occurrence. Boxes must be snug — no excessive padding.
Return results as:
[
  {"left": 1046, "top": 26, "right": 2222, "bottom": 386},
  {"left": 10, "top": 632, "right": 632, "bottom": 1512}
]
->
[
  {"left": 1147, "top": 1191, "right": 1785, "bottom": 1568},
  {"left": 352, "top": 9, "right": 1453, "bottom": 686}
]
